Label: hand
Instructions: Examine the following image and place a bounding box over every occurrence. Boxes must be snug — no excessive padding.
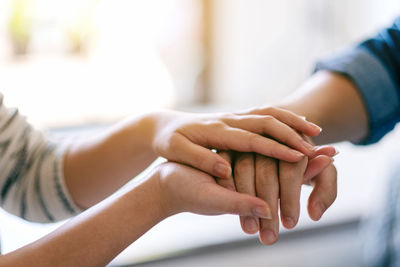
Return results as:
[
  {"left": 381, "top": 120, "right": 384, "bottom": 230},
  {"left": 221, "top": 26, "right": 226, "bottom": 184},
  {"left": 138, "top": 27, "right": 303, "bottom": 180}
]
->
[
  {"left": 216, "top": 146, "right": 337, "bottom": 244},
  {"left": 149, "top": 108, "right": 322, "bottom": 180},
  {"left": 156, "top": 162, "right": 273, "bottom": 219}
]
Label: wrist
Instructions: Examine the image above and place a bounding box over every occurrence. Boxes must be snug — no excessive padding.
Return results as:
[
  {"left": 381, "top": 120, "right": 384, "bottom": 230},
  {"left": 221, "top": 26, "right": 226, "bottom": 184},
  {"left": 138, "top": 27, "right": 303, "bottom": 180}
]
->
[
  {"left": 142, "top": 111, "right": 167, "bottom": 156},
  {"left": 153, "top": 164, "right": 185, "bottom": 217},
  {"left": 151, "top": 166, "right": 179, "bottom": 219},
  {"left": 118, "top": 113, "right": 158, "bottom": 159},
  {"left": 124, "top": 167, "right": 173, "bottom": 223}
]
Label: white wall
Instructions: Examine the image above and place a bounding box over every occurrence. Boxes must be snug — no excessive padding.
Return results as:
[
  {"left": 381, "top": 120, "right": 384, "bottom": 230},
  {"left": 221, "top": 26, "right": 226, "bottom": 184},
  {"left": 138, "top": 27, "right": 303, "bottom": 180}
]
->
[{"left": 209, "top": 0, "right": 400, "bottom": 109}]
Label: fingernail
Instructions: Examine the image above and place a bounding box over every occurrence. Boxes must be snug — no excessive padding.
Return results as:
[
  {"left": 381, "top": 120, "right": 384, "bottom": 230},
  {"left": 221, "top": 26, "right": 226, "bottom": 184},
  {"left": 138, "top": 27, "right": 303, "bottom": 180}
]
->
[
  {"left": 214, "top": 163, "right": 231, "bottom": 178},
  {"left": 244, "top": 217, "right": 258, "bottom": 233},
  {"left": 283, "top": 217, "right": 296, "bottom": 229},
  {"left": 301, "top": 139, "right": 316, "bottom": 151},
  {"left": 312, "top": 124, "right": 322, "bottom": 133},
  {"left": 292, "top": 150, "right": 305, "bottom": 159},
  {"left": 253, "top": 206, "right": 272, "bottom": 219},
  {"left": 301, "top": 116, "right": 322, "bottom": 132},
  {"left": 261, "top": 230, "right": 276, "bottom": 244},
  {"left": 334, "top": 148, "right": 340, "bottom": 156}
]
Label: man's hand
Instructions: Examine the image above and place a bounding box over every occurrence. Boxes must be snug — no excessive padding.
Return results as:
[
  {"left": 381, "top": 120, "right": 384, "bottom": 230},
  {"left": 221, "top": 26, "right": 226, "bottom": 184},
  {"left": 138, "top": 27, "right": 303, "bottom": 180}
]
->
[{"left": 216, "top": 147, "right": 337, "bottom": 244}]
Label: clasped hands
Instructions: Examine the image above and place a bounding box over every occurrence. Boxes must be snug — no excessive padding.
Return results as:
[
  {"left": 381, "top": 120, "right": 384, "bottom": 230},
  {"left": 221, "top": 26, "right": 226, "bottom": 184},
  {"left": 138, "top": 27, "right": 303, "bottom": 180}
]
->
[
  {"left": 151, "top": 107, "right": 337, "bottom": 245},
  {"left": 214, "top": 107, "right": 337, "bottom": 244},
  {"left": 216, "top": 145, "right": 336, "bottom": 244}
]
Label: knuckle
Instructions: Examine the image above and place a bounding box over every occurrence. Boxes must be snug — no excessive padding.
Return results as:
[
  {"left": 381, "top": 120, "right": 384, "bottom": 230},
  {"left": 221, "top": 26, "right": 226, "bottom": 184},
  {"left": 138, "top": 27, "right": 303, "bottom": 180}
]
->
[
  {"left": 257, "top": 158, "right": 276, "bottom": 172},
  {"left": 279, "top": 166, "right": 297, "bottom": 181},
  {"left": 263, "top": 115, "right": 275, "bottom": 122},
  {"left": 234, "top": 178, "right": 253, "bottom": 193},
  {"left": 234, "top": 155, "right": 253, "bottom": 174},
  {"left": 230, "top": 201, "right": 241, "bottom": 214},
  {"left": 167, "top": 134, "right": 181, "bottom": 152},
  {"left": 221, "top": 113, "right": 236, "bottom": 122},
  {"left": 263, "top": 106, "right": 276, "bottom": 114},
  {"left": 256, "top": 158, "right": 276, "bottom": 174},
  {"left": 207, "top": 120, "right": 226, "bottom": 129},
  {"left": 256, "top": 175, "right": 277, "bottom": 195}
]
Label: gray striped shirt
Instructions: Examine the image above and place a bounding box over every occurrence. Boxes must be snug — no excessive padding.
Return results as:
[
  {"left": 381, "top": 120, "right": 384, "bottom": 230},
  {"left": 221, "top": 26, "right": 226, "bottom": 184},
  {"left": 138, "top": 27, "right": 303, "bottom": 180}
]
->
[{"left": 0, "top": 93, "right": 81, "bottom": 223}]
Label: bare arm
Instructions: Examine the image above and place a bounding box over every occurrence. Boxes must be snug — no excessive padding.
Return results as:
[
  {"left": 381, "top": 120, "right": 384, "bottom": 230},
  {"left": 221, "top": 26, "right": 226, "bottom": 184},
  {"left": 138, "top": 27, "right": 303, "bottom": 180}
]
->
[
  {"left": 64, "top": 110, "right": 320, "bottom": 209},
  {"left": 63, "top": 115, "right": 158, "bottom": 209},
  {"left": 221, "top": 71, "right": 363, "bottom": 243},
  {"left": 1, "top": 163, "right": 271, "bottom": 266},
  {"left": 279, "top": 70, "right": 369, "bottom": 145},
  {"left": 2, "top": 173, "right": 164, "bottom": 267}
]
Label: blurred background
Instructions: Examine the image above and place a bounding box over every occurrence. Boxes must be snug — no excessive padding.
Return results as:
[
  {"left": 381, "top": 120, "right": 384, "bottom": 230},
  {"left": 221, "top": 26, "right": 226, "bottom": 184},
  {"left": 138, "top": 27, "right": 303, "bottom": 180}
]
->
[{"left": 1, "top": 0, "right": 400, "bottom": 266}]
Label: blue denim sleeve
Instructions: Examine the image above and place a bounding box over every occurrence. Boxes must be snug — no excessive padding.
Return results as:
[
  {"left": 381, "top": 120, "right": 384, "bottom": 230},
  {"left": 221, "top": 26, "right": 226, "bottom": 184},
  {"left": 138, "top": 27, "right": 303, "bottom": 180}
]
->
[{"left": 314, "top": 17, "right": 400, "bottom": 145}]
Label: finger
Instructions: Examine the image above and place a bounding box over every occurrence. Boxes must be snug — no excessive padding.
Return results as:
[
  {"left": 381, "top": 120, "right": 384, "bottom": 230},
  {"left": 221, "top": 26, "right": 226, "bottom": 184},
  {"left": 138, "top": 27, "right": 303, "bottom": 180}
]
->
[
  {"left": 279, "top": 156, "right": 308, "bottom": 229},
  {"left": 237, "top": 106, "right": 322, "bottom": 136},
  {"left": 215, "top": 151, "right": 236, "bottom": 191},
  {"left": 307, "top": 164, "right": 337, "bottom": 221},
  {"left": 209, "top": 126, "right": 305, "bottom": 162},
  {"left": 255, "top": 155, "right": 280, "bottom": 245},
  {"left": 313, "top": 145, "right": 338, "bottom": 158},
  {"left": 198, "top": 183, "right": 273, "bottom": 218},
  {"left": 303, "top": 155, "right": 333, "bottom": 182},
  {"left": 222, "top": 115, "right": 317, "bottom": 156},
  {"left": 167, "top": 134, "right": 232, "bottom": 179},
  {"left": 233, "top": 153, "right": 259, "bottom": 234}
]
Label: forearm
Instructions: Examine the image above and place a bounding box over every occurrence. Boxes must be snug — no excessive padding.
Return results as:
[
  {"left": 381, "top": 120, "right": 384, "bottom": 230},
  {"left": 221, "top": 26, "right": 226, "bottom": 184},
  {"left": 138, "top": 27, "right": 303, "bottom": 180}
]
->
[
  {"left": 63, "top": 106, "right": 322, "bottom": 210},
  {"left": 2, "top": 171, "right": 166, "bottom": 267},
  {"left": 279, "top": 71, "right": 369, "bottom": 145},
  {"left": 64, "top": 114, "right": 158, "bottom": 209}
]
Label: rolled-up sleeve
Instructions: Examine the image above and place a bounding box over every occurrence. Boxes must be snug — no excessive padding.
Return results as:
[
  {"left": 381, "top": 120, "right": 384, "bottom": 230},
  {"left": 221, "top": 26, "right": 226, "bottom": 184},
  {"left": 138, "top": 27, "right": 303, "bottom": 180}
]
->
[
  {"left": 0, "top": 94, "right": 82, "bottom": 223},
  {"left": 315, "top": 17, "right": 400, "bottom": 145}
]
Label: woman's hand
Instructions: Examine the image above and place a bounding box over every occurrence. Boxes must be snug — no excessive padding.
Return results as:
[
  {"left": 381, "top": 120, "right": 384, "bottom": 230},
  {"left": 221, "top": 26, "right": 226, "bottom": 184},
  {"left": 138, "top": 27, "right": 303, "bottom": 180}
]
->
[
  {"left": 156, "top": 162, "right": 273, "bottom": 219},
  {"left": 149, "top": 108, "right": 322, "bottom": 180}
]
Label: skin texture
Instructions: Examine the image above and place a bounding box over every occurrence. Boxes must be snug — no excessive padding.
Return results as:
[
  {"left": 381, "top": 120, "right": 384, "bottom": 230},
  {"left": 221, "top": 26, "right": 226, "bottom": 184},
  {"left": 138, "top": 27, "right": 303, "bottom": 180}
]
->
[
  {"left": 2, "top": 163, "right": 272, "bottom": 266},
  {"left": 0, "top": 70, "right": 353, "bottom": 264},
  {"left": 2, "top": 107, "right": 325, "bottom": 264},
  {"left": 218, "top": 71, "right": 368, "bottom": 244},
  {"left": 64, "top": 109, "right": 322, "bottom": 208}
]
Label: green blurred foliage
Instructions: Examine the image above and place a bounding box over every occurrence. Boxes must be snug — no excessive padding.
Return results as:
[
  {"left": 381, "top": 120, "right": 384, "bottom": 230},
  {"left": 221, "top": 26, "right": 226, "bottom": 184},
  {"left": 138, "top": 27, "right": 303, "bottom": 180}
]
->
[{"left": 8, "top": 0, "right": 32, "bottom": 55}]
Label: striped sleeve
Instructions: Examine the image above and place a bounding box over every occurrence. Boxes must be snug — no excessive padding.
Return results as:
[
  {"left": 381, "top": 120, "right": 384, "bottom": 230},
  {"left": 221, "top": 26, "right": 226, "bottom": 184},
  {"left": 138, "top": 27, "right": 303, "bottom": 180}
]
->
[{"left": 0, "top": 93, "right": 82, "bottom": 223}]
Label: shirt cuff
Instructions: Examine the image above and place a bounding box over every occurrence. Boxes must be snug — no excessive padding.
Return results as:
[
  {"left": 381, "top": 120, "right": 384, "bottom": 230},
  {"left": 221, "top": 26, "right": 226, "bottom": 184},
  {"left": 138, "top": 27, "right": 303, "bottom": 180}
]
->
[{"left": 315, "top": 47, "right": 400, "bottom": 145}]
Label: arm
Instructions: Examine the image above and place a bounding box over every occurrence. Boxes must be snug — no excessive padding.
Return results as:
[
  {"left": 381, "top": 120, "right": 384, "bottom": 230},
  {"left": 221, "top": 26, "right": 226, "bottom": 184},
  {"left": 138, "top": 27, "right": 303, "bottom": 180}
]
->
[
  {"left": 0, "top": 97, "right": 320, "bottom": 218},
  {"left": 224, "top": 16, "right": 400, "bottom": 244},
  {"left": 283, "top": 16, "right": 400, "bottom": 146},
  {"left": 224, "top": 71, "right": 366, "bottom": 242},
  {"left": 1, "top": 163, "right": 271, "bottom": 266},
  {"left": 217, "top": 73, "right": 353, "bottom": 243},
  {"left": 64, "top": 109, "right": 322, "bottom": 209},
  {"left": 278, "top": 70, "right": 368, "bottom": 145},
  {"left": 0, "top": 90, "right": 321, "bottom": 223}
]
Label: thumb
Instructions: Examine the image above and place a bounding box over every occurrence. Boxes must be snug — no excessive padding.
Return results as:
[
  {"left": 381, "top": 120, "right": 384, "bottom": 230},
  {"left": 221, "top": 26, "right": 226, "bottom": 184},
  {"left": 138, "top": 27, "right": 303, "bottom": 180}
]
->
[
  {"left": 168, "top": 135, "right": 232, "bottom": 179},
  {"left": 197, "top": 184, "right": 272, "bottom": 219}
]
